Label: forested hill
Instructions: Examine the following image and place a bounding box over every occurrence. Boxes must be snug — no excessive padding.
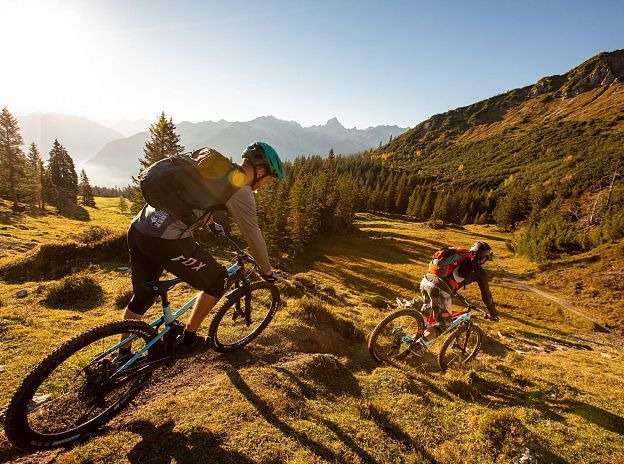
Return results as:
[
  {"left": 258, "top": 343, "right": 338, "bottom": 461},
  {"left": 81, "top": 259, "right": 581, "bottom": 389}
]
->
[{"left": 370, "top": 49, "right": 624, "bottom": 191}]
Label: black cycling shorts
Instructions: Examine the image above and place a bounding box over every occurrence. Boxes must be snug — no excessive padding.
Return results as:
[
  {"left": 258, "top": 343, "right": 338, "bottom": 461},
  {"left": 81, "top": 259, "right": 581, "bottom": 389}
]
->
[{"left": 126, "top": 225, "right": 228, "bottom": 315}]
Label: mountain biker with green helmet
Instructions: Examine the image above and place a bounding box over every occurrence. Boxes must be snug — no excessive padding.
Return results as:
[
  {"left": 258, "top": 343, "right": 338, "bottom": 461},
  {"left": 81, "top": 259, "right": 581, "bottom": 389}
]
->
[
  {"left": 119, "top": 142, "right": 285, "bottom": 359},
  {"left": 411, "top": 241, "right": 498, "bottom": 354}
]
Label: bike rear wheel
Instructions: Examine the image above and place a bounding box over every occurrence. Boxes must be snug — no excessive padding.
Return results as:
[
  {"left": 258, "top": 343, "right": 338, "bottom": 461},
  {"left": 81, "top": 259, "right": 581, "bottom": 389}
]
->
[
  {"left": 368, "top": 309, "right": 425, "bottom": 363},
  {"left": 4, "top": 320, "right": 157, "bottom": 450},
  {"left": 208, "top": 281, "right": 280, "bottom": 353},
  {"left": 437, "top": 323, "right": 483, "bottom": 371}
]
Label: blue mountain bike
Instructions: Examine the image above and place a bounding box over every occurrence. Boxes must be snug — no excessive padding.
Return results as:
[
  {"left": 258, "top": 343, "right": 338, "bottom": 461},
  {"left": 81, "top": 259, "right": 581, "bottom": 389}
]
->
[{"left": 4, "top": 233, "right": 280, "bottom": 450}]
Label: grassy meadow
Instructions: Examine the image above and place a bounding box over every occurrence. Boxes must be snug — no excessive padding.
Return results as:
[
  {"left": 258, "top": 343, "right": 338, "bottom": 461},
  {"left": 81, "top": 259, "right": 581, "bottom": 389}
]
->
[{"left": 0, "top": 201, "right": 623, "bottom": 463}]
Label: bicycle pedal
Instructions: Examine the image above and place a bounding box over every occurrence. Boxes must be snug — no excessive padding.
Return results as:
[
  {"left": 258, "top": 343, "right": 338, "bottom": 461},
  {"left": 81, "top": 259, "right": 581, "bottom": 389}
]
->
[{"left": 408, "top": 343, "right": 427, "bottom": 357}]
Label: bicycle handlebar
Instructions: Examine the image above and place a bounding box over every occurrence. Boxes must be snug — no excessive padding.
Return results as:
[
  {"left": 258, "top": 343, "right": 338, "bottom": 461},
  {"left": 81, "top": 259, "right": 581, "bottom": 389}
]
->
[
  {"left": 455, "top": 292, "right": 489, "bottom": 318},
  {"left": 213, "top": 229, "right": 262, "bottom": 274}
]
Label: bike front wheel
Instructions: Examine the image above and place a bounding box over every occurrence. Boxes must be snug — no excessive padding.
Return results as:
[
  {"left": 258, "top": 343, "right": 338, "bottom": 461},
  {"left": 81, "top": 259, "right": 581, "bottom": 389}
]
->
[
  {"left": 437, "top": 323, "right": 483, "bottom": 371},
  {"left": 368, "top": 309, "right": 425, "bottom": 363},
  {"left": 4, "top": 320, "right": 157, "bottom": 450},
  {"left": 208, "top": 281, "right": 280, "bottom": 353}
]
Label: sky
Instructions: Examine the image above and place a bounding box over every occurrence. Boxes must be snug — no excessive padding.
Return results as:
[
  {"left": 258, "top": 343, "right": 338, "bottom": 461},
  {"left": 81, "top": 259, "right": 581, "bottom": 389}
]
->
[{"left": 1, "top": 0, "right": 623, "bottom": 129}]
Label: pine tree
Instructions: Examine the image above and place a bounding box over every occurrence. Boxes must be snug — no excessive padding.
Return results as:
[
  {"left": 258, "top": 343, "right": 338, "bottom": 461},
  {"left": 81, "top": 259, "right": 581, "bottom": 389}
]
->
[
  {"left": 288, "top": 174, "right": 315, "bottom": 256},
  {"left": 406, "top": 188, "right": 419, "bottom": 216},
  {"left": 431, "top": 191, "right": 448, "bottom": 222},
  {"left": 384, "top": 178, "right": 397, "bottom": 213},
  {"left": 326, "top": 148, "right": 335, "bottom": 167},
  {"left": 41, "top": 167, "right": 56, "bottom": 208},
  {"left": 26, "top": 143, "right": 44, "bottom": 209},
  {"left": 79, "top": 169, "right": 96, "bottom": 207},
  {"left": 0, "top": 107, "right": 27, "bottom": 209},
  {"left": 493, "top": 183, "right": 530, "bottom": 231},
  {"left": 118, "top": 196, "right": 129, "bottom": 214},
  {"left": 140, "top": 112, "right": 184, "bottom": 169},
  {"left": 394, "top": 173, "right": 410, "bottom": 214},
  {"left": 131, "top": 112, "right": 184, "bottom": 214},
  {"left": 419, "top": 189, "right": 436, "bottom": 219},
  {"left": 48, "top": 139, "right": 78, "bottom": 209}
]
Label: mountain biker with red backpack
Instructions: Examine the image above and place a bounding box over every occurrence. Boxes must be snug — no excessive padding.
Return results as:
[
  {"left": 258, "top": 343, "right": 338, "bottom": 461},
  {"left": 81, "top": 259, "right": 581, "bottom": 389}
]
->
[
  {"left": 413, "top": 241, "right": 498, "bottom": 352},
  {"left": 118, "top": 142, "right": 285, "bottom": 361}
]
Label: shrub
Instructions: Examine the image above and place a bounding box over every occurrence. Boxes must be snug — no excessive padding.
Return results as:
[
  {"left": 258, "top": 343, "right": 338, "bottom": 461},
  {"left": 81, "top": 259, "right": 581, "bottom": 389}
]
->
[
  {"left": 0, "top": 229, "right": 126, "bottom": 281},
  {"left": 74, "top": 226, "right": 116, "bottom": 244},
  {"left": 289, "top": 297, "right": 364, "bottom": 342},
  {"left": 278, "top": 280, "right": 305, "bottom": 299},
  {"left": 291, "top": 273, "right": 317, "bottom": 290},
  {"left": 42, "top": 272, "right": 104, "bottom": 310}
]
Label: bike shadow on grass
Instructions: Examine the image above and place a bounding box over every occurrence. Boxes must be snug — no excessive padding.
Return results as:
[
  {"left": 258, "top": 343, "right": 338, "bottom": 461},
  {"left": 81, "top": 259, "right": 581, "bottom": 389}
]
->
[
  {"left": 226, "top": 367, "right": 435, "bottom": 464},
  {"left": 450, "top": 372, "right": 624, "bottom": 436},
  {"left": 123, "top": 419, "right": 254, "bottom": 464}
]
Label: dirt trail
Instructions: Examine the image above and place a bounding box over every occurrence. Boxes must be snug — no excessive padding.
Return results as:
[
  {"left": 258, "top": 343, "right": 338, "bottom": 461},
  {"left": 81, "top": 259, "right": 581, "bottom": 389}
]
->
[
  {"left": 502, "top": 277, "right": 607, "bottom": 329},
  {"left": 501, "top": 277, "right": 624, "bottom": 353}
]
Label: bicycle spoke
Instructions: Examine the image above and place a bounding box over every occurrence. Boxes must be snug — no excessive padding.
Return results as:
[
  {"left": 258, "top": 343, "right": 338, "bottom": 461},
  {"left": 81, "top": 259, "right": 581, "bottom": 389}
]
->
[
  {"left": 211, "top": 282, "right": 279, "bottom": 351},
  {"left": 370, "top": 311, "right": 424, "bottom": 362}
]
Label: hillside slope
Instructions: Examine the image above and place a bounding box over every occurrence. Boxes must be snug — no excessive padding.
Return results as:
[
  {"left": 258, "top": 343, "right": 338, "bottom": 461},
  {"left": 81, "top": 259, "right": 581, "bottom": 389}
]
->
[
  {"left": 373, "top": 50, "right": 624, "bottom": 190},
  {"left": 1, "top": 208, "right": 622, "bottom": 463}
]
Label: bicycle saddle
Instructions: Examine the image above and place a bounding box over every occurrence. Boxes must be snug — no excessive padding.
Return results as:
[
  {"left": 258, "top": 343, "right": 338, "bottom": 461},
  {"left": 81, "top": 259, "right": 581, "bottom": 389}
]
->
[{"left": 144, "top": 278, "right": 182, "bottom": 294}]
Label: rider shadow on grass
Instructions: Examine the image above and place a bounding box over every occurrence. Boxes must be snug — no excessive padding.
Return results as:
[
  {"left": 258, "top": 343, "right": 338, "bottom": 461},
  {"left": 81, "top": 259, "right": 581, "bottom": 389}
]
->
[
  {"left": 227, "top": 368, "right": 359, "bottom": 463},
  {"left": 123, "top": 420, "right": 254, "bottom": 464}
]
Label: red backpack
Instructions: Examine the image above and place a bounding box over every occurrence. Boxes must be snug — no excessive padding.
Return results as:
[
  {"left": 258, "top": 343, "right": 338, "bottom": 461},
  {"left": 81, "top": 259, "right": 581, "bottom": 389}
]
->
[{"left": 428, "top": 247, "right": 474, "bottom": 287}]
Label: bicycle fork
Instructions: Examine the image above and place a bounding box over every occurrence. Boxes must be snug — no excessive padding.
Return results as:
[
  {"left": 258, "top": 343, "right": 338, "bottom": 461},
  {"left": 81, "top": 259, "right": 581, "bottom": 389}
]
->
[{"left": 228, "top": 278, "right": 253, "bottom": 327}]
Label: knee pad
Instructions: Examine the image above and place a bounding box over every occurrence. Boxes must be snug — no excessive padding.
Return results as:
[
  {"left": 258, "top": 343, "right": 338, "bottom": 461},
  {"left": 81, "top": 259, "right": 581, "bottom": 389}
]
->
[{"left": 127, "top": 294, "right": 157, "bottom": 315}]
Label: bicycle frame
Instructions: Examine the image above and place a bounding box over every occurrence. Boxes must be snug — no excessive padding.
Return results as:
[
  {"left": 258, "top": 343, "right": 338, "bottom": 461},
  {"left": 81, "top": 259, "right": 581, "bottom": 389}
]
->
[
  {"left": 98, "top": 235, "right": 256, "bottom": 376},
  {"left": 403, "top": 293, "right": 483, "bottom": 346}
]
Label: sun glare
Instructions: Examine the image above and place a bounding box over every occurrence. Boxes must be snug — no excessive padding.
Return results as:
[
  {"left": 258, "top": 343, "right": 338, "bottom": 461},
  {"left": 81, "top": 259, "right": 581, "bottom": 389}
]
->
[{"left": 4, "top": 1, "right": 89, "bottom": 58}]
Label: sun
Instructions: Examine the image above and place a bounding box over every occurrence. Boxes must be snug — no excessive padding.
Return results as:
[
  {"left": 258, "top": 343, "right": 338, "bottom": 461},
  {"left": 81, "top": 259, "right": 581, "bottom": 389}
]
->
[{"left": 2, "top": 0, "right": 91, "bottom": 68}]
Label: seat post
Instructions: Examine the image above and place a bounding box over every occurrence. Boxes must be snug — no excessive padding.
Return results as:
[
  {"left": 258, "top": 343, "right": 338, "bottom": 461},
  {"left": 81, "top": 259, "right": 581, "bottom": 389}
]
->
[{"left": 160, "top": 291, "right": 170, "bottom": 309}]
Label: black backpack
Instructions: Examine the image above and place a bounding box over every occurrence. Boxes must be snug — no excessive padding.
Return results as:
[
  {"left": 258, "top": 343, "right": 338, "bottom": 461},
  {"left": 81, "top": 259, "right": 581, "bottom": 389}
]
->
[{"left": 138, "top": 147, "right": 241, "bottom": 226}]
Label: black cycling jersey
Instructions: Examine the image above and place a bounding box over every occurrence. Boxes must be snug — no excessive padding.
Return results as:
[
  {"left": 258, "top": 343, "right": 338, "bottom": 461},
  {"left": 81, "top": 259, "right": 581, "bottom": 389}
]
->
[{"left": 455, "top": 259, "right": 497, "bottom": 316}]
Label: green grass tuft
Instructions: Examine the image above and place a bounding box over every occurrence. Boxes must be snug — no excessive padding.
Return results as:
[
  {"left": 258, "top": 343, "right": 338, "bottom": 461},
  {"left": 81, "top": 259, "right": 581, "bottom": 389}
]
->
[{"left": 42, "top": 271, "right": 105, "bottom": 310}]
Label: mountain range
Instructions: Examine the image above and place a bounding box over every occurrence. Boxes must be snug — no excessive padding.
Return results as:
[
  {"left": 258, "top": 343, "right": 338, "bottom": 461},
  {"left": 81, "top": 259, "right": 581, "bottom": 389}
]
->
[
  {"left": 84, "top": 117, "right": 408, "bottom": 186},
  {"left": 15, "top": 112, "right": 407, "bottom": 186},
  {"left": 16, "top": 113, "right": 123, "bottom": 164}
]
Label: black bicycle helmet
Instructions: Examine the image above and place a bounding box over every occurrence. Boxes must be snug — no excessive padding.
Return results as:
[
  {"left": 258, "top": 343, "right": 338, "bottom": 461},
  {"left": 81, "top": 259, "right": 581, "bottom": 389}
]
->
[{"left": 470, "top": 241, "right": 493, "bottom": 264}]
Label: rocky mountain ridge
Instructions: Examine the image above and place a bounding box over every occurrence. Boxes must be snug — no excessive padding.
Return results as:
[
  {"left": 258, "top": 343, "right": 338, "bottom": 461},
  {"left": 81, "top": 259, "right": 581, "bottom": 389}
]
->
[{"left": 371, "top": 49, "right": 624, "bottom": 191}]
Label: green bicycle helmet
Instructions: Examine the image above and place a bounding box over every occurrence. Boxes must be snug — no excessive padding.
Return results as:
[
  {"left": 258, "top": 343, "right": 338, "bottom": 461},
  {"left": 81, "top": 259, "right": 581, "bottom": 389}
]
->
[{"left": 242, "top": 142, "right": 285, "bottom": 180}]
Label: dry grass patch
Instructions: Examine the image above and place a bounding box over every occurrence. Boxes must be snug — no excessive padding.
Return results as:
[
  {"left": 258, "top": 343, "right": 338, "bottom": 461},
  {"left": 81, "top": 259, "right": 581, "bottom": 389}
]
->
[{"left": 0, "top": 227, "right": 126, "bottom": 282}]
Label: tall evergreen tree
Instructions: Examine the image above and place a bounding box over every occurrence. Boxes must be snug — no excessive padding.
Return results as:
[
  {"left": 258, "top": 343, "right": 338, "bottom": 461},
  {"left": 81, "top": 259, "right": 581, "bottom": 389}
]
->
[
  {"left": 140, "top": 112, "right": 184, "bottom": 169},
  {"left": 419, "top": 189, "right": 436, "bottom": 219},
  {"left": 130, "top": 112, "right": 184, "bottom": 214},
  {"left": 48, "top": 139, "right": 78, "bottom": 208},
  {"left": 118, "top": 196, "right": 129, "bottom": 214},
  {"left": 326, "top": 148, "right": 335, "bottom": 167},
  {"left": 26, "top": 142, "right": 44, "bottom": 209},
  {"left": 0, "top": 107, "right": 27, "bottom": 209},
  {"left": 287, "top": 174, "right": 314, "bottom": 255},
  {"left": 41, "top": 167, "right": 56, "bottom": 208},
  {"left": 493, "top": 184, "right": 530, "bottom": 231},
  {"left": 79, "top": 169, "right": 96, "bottom": 207}
]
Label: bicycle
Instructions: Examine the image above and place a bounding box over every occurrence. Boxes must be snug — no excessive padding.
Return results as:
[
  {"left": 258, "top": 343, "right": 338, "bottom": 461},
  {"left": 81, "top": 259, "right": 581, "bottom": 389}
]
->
[
  {"left": 4, "top": 232, "right": 281, "bottom": 450},
  {"left": 368, "top": 293, "right": 489, "bottom": 371}
]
